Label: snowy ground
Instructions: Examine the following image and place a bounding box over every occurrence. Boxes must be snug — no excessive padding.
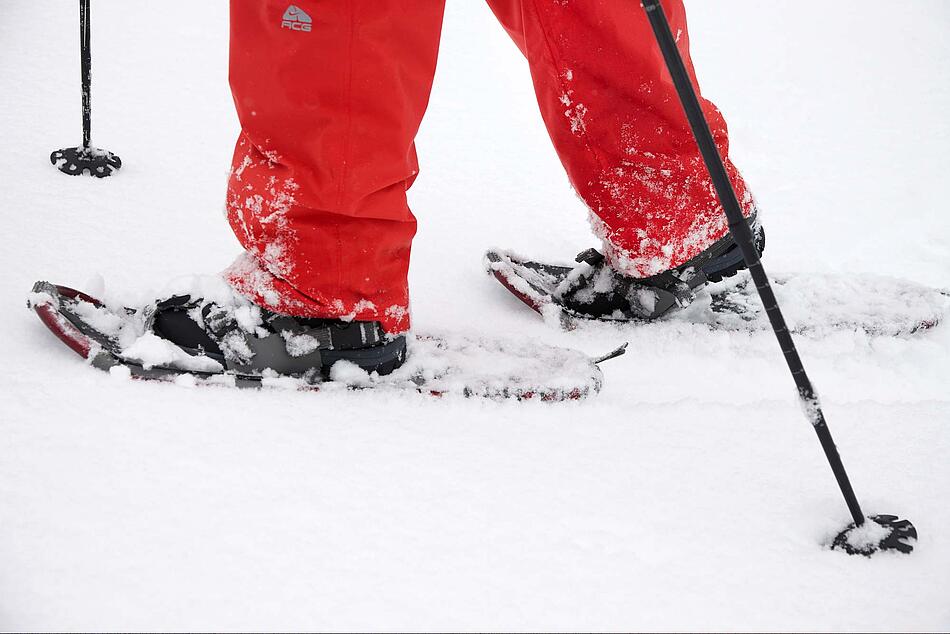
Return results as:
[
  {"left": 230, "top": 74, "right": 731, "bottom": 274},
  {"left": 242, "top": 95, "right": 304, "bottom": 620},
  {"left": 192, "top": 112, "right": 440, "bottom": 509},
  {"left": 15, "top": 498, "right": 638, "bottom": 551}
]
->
[{"left": 2, "top": 1, "right": 950, "bottom": 631}]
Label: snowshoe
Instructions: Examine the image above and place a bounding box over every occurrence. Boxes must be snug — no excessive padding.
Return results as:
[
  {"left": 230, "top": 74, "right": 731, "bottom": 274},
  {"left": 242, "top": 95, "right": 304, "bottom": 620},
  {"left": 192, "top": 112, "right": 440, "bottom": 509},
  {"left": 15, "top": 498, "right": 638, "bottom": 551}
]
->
[
  {"left": 28, "top": 280, "right": 612, "bottom": 400},
  {"left": 486, "top": 234, "right": 950, "bottom": 337}
]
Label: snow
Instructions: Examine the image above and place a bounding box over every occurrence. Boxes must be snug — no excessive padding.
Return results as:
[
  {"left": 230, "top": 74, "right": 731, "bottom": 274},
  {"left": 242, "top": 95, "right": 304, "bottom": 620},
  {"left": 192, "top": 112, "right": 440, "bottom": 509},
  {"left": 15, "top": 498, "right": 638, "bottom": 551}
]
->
[
  {"left": 282, "top": 330, "right": 321, "bottom": 357},
  {"left": 119, "top": 331, "right": 223, "bottom": 373},
  {"left": 843, "top": 519, "right": 894, "bottom": 554},
  {"left": 391, "top": 332, "right": 602, "bottom": 397},
  {"left": 700, "top": 272, "right": 949, "bottom": 336},
  {"left": 2, "top": 0, "right": 950, "bottom": 631},
  {"left": 329, "top": 359, "right": 373, "bottom": 387}
]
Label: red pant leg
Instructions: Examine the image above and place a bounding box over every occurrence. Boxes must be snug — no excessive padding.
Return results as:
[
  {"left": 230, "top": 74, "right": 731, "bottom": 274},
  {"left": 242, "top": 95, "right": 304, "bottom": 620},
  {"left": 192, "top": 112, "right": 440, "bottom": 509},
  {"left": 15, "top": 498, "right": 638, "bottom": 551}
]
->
[
  {"left": 486, "top": 0, "right": 756, "bottom": 277},
  {"left": 225, "top": 1, "right": 446, "bottom": 333}
]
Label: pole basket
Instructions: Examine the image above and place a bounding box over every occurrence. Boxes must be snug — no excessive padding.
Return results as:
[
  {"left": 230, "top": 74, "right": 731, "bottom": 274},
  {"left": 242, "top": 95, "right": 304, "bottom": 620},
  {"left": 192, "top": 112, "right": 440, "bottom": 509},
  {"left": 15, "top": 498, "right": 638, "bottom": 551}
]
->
[
  {"left": 832, "top": 515, "right": 918, "bottom": 556},
  {"left": 51, "top": 146, "right": 122, "bottom": 178}
]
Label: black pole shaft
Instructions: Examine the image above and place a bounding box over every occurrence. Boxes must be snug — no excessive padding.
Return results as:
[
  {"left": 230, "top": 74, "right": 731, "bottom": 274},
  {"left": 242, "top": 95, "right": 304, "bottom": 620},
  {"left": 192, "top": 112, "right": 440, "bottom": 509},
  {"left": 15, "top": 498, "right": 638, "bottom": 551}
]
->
[
  {"left": 640, "top": 0, "right": 865, "bottom": 526},
  {"left": 80, "top": 0, "right": 91, "bottom": 148}
]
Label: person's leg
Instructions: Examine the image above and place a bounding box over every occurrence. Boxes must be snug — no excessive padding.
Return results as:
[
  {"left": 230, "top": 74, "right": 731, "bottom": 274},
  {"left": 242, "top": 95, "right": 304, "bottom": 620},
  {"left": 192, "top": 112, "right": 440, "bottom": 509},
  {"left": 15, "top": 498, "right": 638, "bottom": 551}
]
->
[
  {"left": 485, "top": 0, "right": 755, "bottom": 277},
  {"left": 226, "top": 1, "right": 446, "bottom": 334}
]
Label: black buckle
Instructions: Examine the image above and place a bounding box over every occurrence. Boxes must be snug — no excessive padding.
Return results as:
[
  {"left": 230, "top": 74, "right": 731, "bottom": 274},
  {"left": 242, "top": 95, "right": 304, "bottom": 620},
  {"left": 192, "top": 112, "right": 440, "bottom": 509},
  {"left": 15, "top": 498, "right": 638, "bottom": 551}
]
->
[{"left": 574, "top": 248, "right": 605, "bottom": 266}]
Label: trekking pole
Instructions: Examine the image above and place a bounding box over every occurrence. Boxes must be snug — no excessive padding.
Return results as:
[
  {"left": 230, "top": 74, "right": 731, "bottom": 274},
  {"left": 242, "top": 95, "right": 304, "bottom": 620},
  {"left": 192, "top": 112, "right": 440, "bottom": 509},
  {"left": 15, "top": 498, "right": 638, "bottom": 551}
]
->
[
  {"left": 639, "top": 0, "right": 915, "bottom": 555},
  {"left": 51, "top": 0, "right": 122, "bottom": 178}
]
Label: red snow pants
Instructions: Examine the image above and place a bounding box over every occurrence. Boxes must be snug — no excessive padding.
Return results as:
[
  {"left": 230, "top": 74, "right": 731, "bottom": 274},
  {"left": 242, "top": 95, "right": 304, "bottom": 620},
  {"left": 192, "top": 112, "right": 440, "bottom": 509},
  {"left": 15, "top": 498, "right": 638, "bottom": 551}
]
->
[{"left": 225, "top": 1, "right": 755, "bottom": 333}]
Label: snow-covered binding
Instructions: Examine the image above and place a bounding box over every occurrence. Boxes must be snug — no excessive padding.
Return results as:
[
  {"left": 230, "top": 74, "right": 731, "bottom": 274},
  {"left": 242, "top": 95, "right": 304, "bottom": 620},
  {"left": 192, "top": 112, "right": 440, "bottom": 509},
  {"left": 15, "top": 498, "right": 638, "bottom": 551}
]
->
[
  {"left": 831, "top": 514, "right": 917, "bottom": 556},
  {"left": 28, "top": 281, "right": 608, "bottom": 401},
  {"left": 486, "top": 249, "right": 950, "bottom": 336},
  {"left": 486, "top": 219, "right": 764, "bottom": 325},
  {"left": 146, "top": 292, "right": 407, "bottom": 379}
]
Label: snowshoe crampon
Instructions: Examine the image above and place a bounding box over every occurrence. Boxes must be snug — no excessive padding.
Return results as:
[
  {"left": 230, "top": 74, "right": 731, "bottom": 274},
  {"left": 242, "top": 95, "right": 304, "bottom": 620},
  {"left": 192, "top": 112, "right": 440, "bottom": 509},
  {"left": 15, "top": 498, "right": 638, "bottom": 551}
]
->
[
  {"left": 485, "top": 249, "right": 950, "bottom": 337},
  {"left": 28, "top": 281, "right": 610, "bottom": 401}
]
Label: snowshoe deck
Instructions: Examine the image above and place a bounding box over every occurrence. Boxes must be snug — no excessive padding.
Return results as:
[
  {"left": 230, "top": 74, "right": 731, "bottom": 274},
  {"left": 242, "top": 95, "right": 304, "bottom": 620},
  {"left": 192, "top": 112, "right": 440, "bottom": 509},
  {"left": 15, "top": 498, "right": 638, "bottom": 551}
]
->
[
  {"left": 486, "top": 249, "right": 950, "bottom": 337},
  {"left": 29, "top": 281, "right": 608, "bottom": 401}
]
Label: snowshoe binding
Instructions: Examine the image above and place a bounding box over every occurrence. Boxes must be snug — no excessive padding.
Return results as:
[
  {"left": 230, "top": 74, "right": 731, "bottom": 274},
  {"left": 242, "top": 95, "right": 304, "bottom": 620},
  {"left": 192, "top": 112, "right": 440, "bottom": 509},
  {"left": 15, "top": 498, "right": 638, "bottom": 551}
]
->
[
  {"left": 488, "top": 216, "right": 765, "bottom": 323},
  {"left": 149, "top": 293, "right": 406, "bottom": 380}
]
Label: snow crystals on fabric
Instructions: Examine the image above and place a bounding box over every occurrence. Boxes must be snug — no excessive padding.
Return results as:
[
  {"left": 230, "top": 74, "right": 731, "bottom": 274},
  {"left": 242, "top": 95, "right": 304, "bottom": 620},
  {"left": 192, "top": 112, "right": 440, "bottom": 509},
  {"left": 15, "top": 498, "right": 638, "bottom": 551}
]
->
[
  {"left": 224, "top": 137, "right": 400, "bottom": 328},
  {"left": 588, "top": 150, "right": 756, "bottom": 278},
  {"left": 330, "top": 298, "right": 379, "bottom": 323},
  {"left": 559, "top": 69, "right": 588, "bottom": 136},
  {"left": 224, "top": 252, "right": 306, "bottom": 313},
  {"left": 384, "top": 304, "right": 409, "bottom": 327},
  {"left": 226, "top": 137, "right": 303, "bottom": 290}
]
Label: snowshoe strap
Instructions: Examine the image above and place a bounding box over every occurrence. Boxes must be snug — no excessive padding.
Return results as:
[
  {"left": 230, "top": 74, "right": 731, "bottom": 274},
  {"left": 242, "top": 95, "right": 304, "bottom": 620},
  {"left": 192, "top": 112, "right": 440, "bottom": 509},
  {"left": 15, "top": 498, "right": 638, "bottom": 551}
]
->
[
  {"left": 195, "top": 304, "right": 322, "bottom": 375},
  {"left": 227, "top": 327, "right": 324, "bottom": 377},
  {"left": 266, "top": 315, "right": 385, "bottom": 350}
]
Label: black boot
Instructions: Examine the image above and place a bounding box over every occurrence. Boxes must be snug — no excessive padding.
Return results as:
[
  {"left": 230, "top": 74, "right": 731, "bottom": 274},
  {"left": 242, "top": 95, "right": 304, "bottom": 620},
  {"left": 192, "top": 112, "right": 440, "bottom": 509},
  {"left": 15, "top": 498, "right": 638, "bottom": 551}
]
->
[
  {"left": 149, "top": 295, "right": 406, "bottom": 379},
  {"left": 557, "top": 218, "right": 765, "bottom": 321}
]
